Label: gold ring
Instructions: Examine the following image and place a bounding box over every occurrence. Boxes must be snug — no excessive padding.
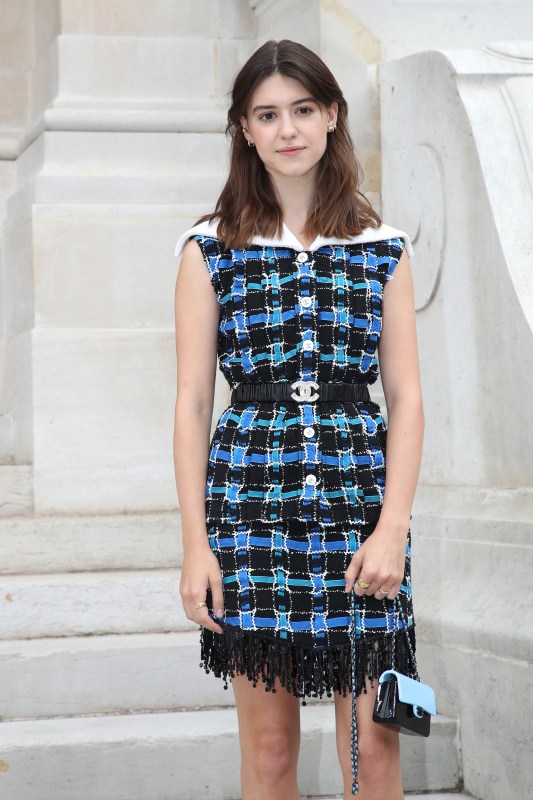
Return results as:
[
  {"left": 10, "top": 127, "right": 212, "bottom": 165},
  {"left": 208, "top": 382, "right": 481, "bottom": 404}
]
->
[
  {"left": 357, "top": 578, "right": 371, "bottom": 590},
  {"left": 193, "top": 601, "right": 207, "bottom": 609},
  {"left": 378, "top": 587, "right": 391, "bottom": 595}
]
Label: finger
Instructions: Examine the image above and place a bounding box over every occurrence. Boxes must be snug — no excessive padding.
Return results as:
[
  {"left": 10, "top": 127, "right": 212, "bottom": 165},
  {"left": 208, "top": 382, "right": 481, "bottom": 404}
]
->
[
  {"left": 344, "top": 551, "right": 363, "bottom": 592},
  {"left": 188, "top": 603, "right": 224, "bottom": 635},
  {"left": 373, "top": 584, "right": 393, "bottom": 601},
  {"left": 352, "top": 575, "right": 375, "bottom": 597},
  {"left": 198, "top": 609, "right": 224, "bottom": 635},
  {"left": 374, "top": 581, "right": 401, "bottom": 601},
  {"left": 185, "top": 590, "right": 224, "bottom": 635},
  {"left": 387, "top": 582, "right": 402, "bottom": 601},
  {"left": 209, "top": 575, "right": 225, "bottom": 622}
]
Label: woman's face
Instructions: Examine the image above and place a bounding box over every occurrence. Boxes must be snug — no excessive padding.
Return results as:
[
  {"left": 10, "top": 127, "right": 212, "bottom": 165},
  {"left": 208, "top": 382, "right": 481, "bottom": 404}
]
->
[{"left": 240, "top": 73, "right": 338, "bottom": 186}]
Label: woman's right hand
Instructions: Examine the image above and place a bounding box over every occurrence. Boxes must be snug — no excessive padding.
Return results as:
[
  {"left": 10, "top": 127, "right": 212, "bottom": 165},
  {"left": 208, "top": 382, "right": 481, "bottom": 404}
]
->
[{"left": 179, "top": 541, "right": 225, "bottom": 634}]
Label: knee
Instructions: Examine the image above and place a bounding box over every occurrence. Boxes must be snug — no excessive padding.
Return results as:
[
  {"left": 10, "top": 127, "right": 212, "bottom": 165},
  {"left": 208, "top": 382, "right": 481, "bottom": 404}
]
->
[
  {"left": 250, "top": 729, "right": 296, "bottom": 782},
  {"left": 357, "top": 728, "right": 400, "bottom": 786}
]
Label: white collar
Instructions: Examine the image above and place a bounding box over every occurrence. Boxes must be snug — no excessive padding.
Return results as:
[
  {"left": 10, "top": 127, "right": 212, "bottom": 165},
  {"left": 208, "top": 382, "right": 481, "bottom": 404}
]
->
[{"left": 175, "top": 219, "right": 414, "bottom": 259}]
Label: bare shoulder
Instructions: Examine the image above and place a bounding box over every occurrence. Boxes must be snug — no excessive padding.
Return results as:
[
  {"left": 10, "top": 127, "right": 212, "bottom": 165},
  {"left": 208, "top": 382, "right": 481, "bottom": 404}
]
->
[
  {"left": 382, "top": 248, "right": 414, "bottom": 306},
  {"left": 390, "top": 247, "right": 412, "bottom": 280},
  {"left": 175, "top": 237, "right": 217, "bottom": 302},
  {"left": 174, "top": 237, "right": 219, "bottom": 403},
  {"left": 378, "top": 247, "right": 421, "bottom": 403},
  {"left": 182, "top": 237, "right": 204, "bottom": 257},
  {"left": 176, "top": 239, "right": 213, "bottom": 294},
  {"left": 177, "top": 237, "right": 205, "bottom": 277}
]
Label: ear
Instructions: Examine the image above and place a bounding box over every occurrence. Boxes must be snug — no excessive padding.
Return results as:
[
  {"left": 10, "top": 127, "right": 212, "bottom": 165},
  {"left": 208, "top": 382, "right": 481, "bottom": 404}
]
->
[
  {"left": 239, "top": 114, "right": 253, "bottom": 145},
  {"left": 328, "top": 101, "right": 339, "bottom": 127}
]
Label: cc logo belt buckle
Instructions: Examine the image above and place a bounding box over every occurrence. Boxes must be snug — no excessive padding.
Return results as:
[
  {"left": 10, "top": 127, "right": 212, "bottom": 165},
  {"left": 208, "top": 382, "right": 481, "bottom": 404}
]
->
[{"left": 290, "top": 380, "right": 320, "bottom": 402}]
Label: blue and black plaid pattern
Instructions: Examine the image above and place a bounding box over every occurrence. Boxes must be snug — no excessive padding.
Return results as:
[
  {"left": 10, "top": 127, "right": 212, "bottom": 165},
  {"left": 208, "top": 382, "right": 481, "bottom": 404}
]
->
[
  {"left": 188, "top": 234, "right": 415, "bottom": 647},
  {"left": 196, "top": 235, "right": 404, "bottom": 528},
  {"left": 207, "top": 515, "right": 413, "bottom": 647}
]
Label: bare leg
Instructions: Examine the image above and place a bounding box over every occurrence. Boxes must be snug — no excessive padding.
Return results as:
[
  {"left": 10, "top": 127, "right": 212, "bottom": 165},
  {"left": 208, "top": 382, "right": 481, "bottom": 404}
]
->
[
  {"left": 231, "top": 673, "right": 301, "bottom": 800},
  {"left": 334, "top": 677, "right": 403, "bottom": 800}
]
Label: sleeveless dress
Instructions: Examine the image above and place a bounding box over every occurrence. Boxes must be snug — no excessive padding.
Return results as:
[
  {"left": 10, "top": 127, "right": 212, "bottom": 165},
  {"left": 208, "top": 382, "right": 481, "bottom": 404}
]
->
[{"left": 175, "top": 221, "right": 418, "bottom": 705}]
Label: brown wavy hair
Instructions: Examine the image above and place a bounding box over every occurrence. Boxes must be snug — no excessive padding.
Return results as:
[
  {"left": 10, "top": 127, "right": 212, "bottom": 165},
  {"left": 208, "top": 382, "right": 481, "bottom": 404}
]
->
[{"left": 195, "top": 39, "right": 381, "bottom": 247}]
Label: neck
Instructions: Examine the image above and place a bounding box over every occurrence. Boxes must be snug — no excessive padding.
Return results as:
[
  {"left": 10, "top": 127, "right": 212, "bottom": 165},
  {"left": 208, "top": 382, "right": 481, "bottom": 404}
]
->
[{"left": 268, "top": 170, "right": 317, "bottom": 231}]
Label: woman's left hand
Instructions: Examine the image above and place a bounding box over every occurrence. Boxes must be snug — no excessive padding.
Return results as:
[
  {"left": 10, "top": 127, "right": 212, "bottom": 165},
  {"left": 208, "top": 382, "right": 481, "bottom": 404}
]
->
[{"left": 344, "top": 521, "right": 408, "bottom": 601}]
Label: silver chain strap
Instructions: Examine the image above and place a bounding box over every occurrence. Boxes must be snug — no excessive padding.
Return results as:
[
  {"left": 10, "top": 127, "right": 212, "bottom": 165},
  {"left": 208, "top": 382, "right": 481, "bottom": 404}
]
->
[
  {"left": 349, "top": 587, "right": 359, "bottom": 795},
  {"left": 349, "top": 588, "right": 419, "bottom": 795},
  {"left": 391, "top": 594, "right": 419, "bottom": 681}
]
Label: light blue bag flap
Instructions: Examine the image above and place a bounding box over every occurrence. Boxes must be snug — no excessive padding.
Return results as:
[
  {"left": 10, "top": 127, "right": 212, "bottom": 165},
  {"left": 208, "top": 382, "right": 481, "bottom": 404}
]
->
[{"left": 379, "top": 670, "right": 437, "bottom": 716}]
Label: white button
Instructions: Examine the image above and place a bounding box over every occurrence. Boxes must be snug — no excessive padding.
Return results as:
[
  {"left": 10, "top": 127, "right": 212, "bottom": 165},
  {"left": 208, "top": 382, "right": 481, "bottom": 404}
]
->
[
  {"left": 297, "top": 252, "right": 308, "bottom": 263},
  {"left": 300, "top": 296, "right": 313, "bottom": 308},
  {"left": 305, "top": 474, "right": 317, "bottom": 486},
  {"left": 304, "top": 426, "right": 315, "bottom": 438},
  {"left": 303, "top": 339, "right": 314, "bottom": 351}
]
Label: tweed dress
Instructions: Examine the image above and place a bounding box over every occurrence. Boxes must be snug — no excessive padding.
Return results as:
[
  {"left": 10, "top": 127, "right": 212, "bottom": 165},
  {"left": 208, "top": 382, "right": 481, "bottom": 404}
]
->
[{"left": 175, "top": 220, "right": 418, "bottom": 704}]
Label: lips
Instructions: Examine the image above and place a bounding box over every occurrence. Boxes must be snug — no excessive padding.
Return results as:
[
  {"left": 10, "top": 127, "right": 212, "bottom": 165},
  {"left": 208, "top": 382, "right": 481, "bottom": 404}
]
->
[{"left": 277, "top": 147, "right": 305, "bottom": 155}]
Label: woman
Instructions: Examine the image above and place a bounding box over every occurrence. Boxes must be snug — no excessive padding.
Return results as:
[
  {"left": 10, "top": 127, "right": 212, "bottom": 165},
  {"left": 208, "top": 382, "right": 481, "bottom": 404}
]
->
[{"left": 174, "top": 39, "right": 424, "bottom": 800}]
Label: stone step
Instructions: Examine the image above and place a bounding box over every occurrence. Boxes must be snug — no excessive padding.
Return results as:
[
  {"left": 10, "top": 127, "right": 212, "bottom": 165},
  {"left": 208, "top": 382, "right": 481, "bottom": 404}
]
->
[
  {"left": 0, "top": 569, "right": 192, "bottom": 640},
  {"left": 0, "top": 415, "right": 14, "bottom": 463},
  {"left": 0, "top": 631, "right": 227, "bottom": 720},
  {"left": 0, "top": 466, "right": 33, "bottom": 517},
  {"left": 0, "top": 707, "right": 461, "bottom": 800},
  {"left": 0, "top": 512, "right": 183, "bottom": 575},
  {"left": 407, "top": 796, "right": 472, "bottom": 800},
  {"left": 318, "top": 797, "right": 473, "bottom": 800}
]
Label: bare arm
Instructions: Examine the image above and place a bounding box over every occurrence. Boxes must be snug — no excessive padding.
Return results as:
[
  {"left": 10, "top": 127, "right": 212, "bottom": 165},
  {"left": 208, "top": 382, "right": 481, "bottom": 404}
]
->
[
  {"left": 345, "top": 248, "right": 424, "bottom": 600},
  {"left": 174, "top": 238, "right": 224, "bottom": 633},
  {"left": 375, "top": 248, "right": 424, "bottom": 532}
]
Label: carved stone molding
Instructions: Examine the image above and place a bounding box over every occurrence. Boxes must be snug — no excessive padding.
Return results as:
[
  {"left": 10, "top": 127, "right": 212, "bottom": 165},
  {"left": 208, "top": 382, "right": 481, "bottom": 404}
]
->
[
  {"left": 485, "top": 40, "right": 533, "bottom": 62},
  {"left": 395, "top": 144, "right": 445, "bottom": 311}
]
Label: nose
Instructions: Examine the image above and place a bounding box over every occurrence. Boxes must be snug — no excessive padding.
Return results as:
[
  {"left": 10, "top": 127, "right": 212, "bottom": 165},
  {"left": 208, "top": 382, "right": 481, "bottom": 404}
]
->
[{"left": 279, "top": 112, "right": 298, "bottom": 139}]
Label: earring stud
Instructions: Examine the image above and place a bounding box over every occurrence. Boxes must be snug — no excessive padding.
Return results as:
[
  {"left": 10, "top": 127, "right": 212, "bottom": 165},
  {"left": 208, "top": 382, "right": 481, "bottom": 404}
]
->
[
  {"left": 328, "top": 124, "right": 336, "bottom": 133},
  {"left": 242, "top": 126, "right": 255, "bottom": 147}
]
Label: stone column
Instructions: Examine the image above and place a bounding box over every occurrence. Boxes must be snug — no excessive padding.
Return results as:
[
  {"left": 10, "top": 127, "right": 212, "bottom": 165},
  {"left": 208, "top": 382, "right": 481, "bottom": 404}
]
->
[
  {"left": 0, "top": 0, "right": 59, "bottom": 512},
  {"left": 0, "top": 0, "right": 256, "bottom": 516}
]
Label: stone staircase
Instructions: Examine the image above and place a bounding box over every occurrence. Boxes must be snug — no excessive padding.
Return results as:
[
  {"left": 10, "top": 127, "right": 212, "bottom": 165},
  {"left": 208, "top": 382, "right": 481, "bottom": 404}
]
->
[{"left": 0, "top": 512, "right": 463, "bottom": 800}]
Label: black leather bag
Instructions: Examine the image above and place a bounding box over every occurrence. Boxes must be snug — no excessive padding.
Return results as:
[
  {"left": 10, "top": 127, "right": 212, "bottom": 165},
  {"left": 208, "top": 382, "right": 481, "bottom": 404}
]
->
[{"left": 372, "top": 596, "right": 436, "bottom": 736}]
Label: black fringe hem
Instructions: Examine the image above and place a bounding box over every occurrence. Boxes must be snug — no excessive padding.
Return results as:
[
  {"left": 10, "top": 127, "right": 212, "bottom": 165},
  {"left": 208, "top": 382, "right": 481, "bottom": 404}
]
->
[{"left": 199, "top": 623, "right": 417, "bottom": 703}]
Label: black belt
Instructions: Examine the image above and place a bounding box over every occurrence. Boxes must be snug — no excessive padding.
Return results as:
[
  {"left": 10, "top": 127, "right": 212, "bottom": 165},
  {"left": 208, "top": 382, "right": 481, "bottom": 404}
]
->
[{"left": 231, "top": 381, "right": 371, "bottom": 404}]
